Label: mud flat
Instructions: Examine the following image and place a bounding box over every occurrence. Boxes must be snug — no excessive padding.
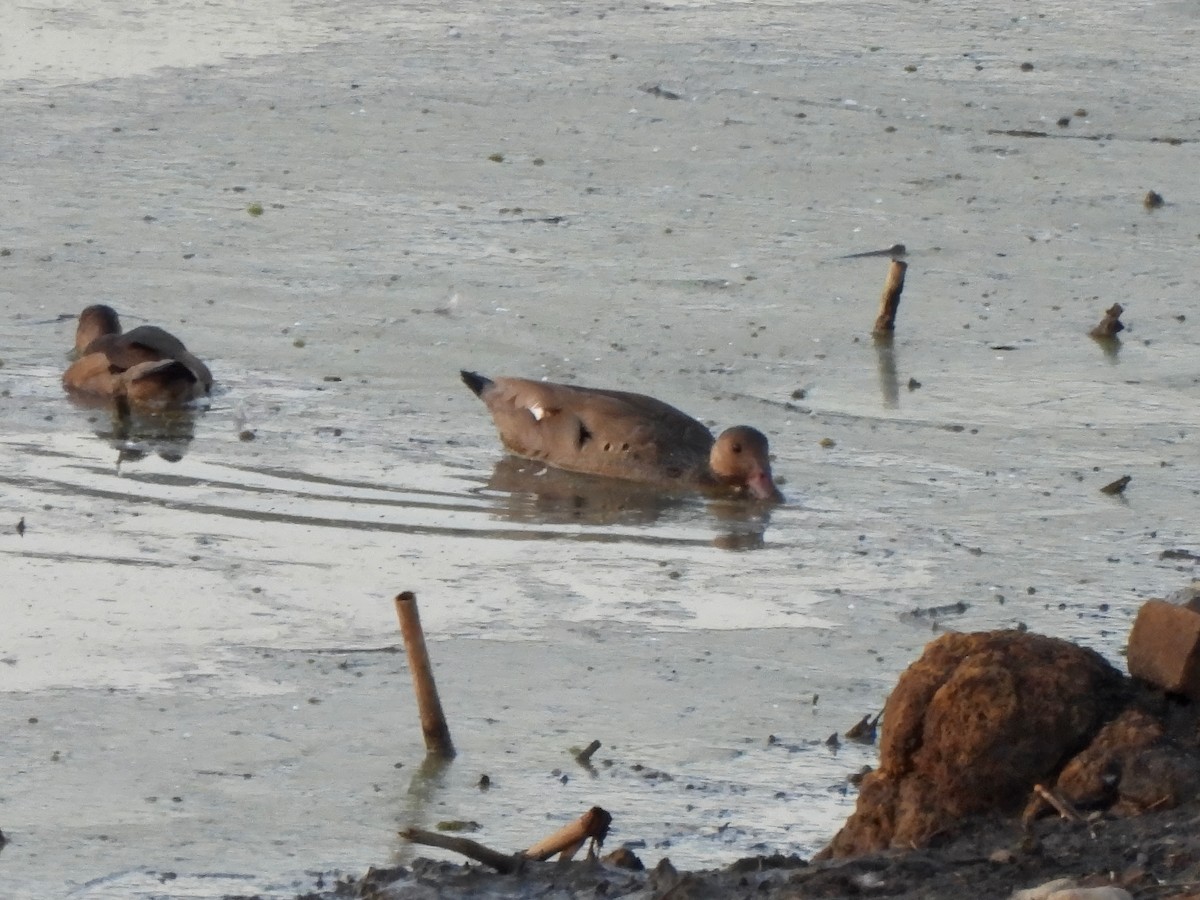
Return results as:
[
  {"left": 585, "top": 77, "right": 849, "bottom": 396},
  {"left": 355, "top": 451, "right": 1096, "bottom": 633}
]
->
[
  {"left": 1, "top": 0, "right": 1198, "bottom": 897},
  {"left": 292, "top": 797, "right": 1200, "bottom": 899}
]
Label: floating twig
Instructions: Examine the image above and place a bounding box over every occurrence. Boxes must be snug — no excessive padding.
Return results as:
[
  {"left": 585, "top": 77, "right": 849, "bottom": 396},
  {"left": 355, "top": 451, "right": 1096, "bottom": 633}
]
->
[
  {"left": 393, "top": 591, "right": 455, "bottom": 759},
  {"left": 1100, "top": 475, "right": 1131, "bottom": 496},
  {"left": 640, "top": 83, "right": 682, "bottom": 100},
  {"left": 838, "top": 243, "right": 906, "bottom": 260}
]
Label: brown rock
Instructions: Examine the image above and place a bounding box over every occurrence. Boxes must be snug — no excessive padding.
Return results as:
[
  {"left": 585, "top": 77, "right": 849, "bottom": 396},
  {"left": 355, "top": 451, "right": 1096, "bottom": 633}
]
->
[
  {"left": 1126, "top": 600, "right": 1200, "bottom": 699},
  {"left": 1055, "top": 708, "right": 1164, "bottom": 809},
  {"left": 823, "top": 631, "right": 1127, "bottom": 857},
  {"left": 602, "top": 847, "right": 644, "bottom": 871},
  {"left": 1116, "top": 753, "right": 1191, "bottom": 813}
]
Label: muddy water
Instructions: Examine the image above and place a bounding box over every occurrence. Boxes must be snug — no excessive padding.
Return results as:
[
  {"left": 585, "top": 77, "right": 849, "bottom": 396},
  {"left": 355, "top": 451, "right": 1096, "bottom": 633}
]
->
[{"left": 3, "top": 0, "right": 1199, "bottom": 897}]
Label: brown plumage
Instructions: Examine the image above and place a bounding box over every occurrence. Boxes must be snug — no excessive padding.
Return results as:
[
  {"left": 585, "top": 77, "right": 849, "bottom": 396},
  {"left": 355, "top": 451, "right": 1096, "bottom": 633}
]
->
[
  {"left": 63, "top": 305, "right": 213, "bottom": 408},
  {"left": 462, "top": 371, "right": 783, "bottom": 501}
]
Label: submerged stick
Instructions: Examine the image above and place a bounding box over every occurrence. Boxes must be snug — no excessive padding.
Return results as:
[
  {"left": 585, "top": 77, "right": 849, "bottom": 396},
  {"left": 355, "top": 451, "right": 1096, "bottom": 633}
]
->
[
  {"left": 394, "top": 591, "right": 456, "bottom": 759},
  {"left": 872, "top": 259, "right": 908, "bottom": 336},
  {"left": 399, "top": 827, "right": 518, "bottom": 873},
  {"left": 523, "top": 806, "right": 613, "bottom": 861}
]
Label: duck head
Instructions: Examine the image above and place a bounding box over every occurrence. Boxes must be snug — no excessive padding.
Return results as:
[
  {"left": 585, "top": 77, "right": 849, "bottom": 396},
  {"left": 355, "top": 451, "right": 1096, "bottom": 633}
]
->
[
  {"left": 710, "top": 426, "right": 783, "bottom": 502},
  {"left": 74, "top": 304, "right": 122, "bottom": 354}
]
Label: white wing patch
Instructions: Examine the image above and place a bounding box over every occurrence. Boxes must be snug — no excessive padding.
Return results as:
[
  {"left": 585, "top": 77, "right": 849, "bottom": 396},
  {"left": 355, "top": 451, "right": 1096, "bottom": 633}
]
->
[{"left": 528, "top": 402, "right": 546, "bottom": 421}]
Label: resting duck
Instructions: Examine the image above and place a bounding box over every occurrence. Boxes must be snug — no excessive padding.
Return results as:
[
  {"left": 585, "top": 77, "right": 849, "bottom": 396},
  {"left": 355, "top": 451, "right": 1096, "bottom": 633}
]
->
[
  {"left": 63, "top": 304, "right": 213, "bottom": 408},
  {"left": 462, "top": 370, "right": 783, "bottom": 501}
]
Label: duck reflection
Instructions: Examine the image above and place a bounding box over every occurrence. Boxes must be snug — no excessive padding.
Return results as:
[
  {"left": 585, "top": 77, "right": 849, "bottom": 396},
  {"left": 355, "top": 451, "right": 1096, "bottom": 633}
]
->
[
  {"left": 483, "top": 456, "right": 773, "bottom": 548},
  {"left": 484, "top": 456, "right": 686, "bottom": 526},
  {"left": 74, "top": 397, "right": 199, "bottom": 466},
  {"left": 708, "top": 506, "right": 770, "bottom": 551},
  {"left": 1092, "top": 334, "right": 1121, "bottom": 363}
]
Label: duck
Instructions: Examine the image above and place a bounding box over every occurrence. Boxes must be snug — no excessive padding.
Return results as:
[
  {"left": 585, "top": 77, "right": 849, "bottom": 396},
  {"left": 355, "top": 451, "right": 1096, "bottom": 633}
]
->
[
  {"left": 461, "top": 370, "right": 783, "bottom": 501},
  {"left": 63, "top": 304, "right": 213, "bottom": 408}
]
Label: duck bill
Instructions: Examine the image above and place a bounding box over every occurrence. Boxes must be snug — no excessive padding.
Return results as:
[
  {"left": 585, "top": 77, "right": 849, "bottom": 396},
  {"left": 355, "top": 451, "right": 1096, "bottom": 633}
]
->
[{"left": 748, "top": 470, "right": 783, "bottom": 502}]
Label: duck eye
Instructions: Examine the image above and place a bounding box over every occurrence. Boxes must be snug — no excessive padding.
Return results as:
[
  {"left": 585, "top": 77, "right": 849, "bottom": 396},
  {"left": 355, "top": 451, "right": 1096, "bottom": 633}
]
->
[{"left": 731, "top": 443, "right": 742, "bottom": 454}]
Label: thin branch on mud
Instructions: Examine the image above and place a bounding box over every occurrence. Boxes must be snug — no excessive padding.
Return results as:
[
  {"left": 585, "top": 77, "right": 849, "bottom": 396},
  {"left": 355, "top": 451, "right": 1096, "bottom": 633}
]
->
[
  {"left": 399, "top": 827, "right": 520, "bottom": 873},
  {"left": 1034, "top": 784, "right": 1083, "bottom": 822}
]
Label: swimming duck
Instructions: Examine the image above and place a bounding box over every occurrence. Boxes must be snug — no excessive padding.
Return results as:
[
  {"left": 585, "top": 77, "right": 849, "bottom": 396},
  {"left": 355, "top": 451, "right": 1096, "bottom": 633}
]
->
[
  {"left": 461, "top": 370, "right": 783, "bottom": 501},
  {"left": 63, "top": 304, "right": 213, "bottom": 408}
]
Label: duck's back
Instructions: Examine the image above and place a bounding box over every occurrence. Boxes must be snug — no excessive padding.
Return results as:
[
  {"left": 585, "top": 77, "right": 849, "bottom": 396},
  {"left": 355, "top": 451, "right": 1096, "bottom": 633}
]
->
[
  {"left": 98, "top": 326, "right": 213, "bottom": 391},
  {"left": 471, "top": 375, "right": 716, "bottom": 485}
]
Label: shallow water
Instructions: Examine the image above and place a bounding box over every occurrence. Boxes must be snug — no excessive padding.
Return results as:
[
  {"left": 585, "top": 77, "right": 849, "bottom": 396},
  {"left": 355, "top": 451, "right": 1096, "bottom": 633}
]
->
[{"left": 2, "top": 0, "right": 1199, "bottom": 897}]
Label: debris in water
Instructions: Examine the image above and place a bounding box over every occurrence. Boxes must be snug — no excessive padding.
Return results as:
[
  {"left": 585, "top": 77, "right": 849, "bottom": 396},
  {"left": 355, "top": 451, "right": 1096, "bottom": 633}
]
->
[
  {"left": 1090, "top": 303, "right": 1125, "bottom": 339},
  {"left": 845, "top": 713, "right": 882, "bottom": 745},
  {"left": 1100, "top": 475, "right": 1131, "bottom": 496},
  {"left": 575, "top": 739, "right": 602, "bottom": 766},
  {"left": 640, "top": 84, "right": 682, "bottom": 100}
]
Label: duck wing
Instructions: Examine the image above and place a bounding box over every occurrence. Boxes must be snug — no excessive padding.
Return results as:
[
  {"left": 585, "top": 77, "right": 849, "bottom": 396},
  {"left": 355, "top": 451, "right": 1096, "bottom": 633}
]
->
[
  {"left": 121, "top": 359, "right": 208, "bottom": 405},
  {"left": 121, "top": 325, "right": 189, "bottom": 357},
  {"left": 470, "top": 374, "right": 715, "bottom": 484},
  {"left": 98, "top": 326, "right": 213, "bottom": 391}
]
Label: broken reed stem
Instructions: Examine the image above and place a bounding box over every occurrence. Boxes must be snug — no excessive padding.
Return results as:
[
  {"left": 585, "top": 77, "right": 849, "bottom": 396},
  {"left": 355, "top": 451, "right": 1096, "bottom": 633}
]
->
[
  {"left": 394, "top": 591, "right": 455, "bottom": 759},
  {"left": 523, "top": 806, "right": 613, "bottom": 861},
  {"left": 872, "top": 259, "right": 908, "bottom": 336},
  {"left": 400, "top": 827, "right": 518, "bottom": 873}
]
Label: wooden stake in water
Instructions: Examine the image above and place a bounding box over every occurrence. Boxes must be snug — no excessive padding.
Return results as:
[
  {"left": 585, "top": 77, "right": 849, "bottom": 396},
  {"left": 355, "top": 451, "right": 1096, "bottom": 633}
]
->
[
  {"left": 872, "top": 259, "right": 908, "bottom": 336},
  {"left": 394, "top": 591, "right": 455, "bottom": 759}
]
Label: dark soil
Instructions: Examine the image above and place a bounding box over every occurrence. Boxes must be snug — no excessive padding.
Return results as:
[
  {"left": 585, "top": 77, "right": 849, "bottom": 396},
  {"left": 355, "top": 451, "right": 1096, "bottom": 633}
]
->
[{"left": 292, "top": 799, "right": 1200, "bottom": 899}]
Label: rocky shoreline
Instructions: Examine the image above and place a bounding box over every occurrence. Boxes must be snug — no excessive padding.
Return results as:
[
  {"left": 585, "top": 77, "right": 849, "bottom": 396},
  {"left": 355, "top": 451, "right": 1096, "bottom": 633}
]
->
[
  {"left": 301, "top": 592, "right": 1200, "bottom": 900},
  {"left": 295, "top": 796, "right": 1200, "bottom": 899}
]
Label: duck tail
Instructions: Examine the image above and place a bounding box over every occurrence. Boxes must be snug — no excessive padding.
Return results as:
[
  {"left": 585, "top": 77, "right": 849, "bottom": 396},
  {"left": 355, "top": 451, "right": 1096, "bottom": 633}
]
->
[{"left": 460, "top": 370, "right": 492, "bottom": 398}]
